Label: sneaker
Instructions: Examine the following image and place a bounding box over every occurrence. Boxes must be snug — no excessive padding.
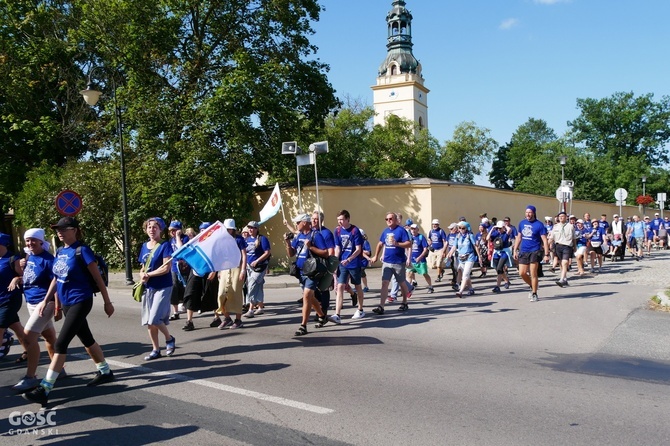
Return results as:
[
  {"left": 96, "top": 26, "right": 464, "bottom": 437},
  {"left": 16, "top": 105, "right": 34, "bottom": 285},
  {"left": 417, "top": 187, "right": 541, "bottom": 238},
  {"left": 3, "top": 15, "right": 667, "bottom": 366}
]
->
[
  {"left": 87, "top": 370, "right": 115, "bottom": 387},
  {"left": 144, "top": 350, "right": 162, "bottom": 361},
  {"left": 452, "top": 284, "right": 459, "bottom": 291},
  {"left": 166, "top": 336, "right": 176, "bottom": 357},
  {"left": 12, "top": 376, "right": 41, "bottom": 392},
  {"left": 182, "top": 321, "right": 195, "bottom": 331},
  {"left": 562, "top": 279, "right": 569, "bottom": 287},
  {"left": 467, "top": 289, "right": 475, "bottom": 296},
  {"left": 411, "top": 281, "right": 418, "bottom": 287},
  {"left": 528, "top": 292, "right": 534, "bottom": 301},
  {"left": 209, "top": 317, "right": 222, "bottom": 327},
  {"left": 504, "top": 281, "right": 510, "bottom": 290},
  {"left": 327, "top": 314, "right": 342, "bottom": 325},
  {"left": 169, "top": 313, "right": 180, "bottom": 321},
  {"left": 22, "top": 385, "right": 48, "bottom": 406},
  {"left": 243, "top": 309, "right": 255, "bottom": 318},
  {"left": 253, "top": 307, "right": 264, "bottom": 316},
  {"left": 435, "top": 275, "right": 442, "bottom": 283},
  {"left": 398, "top": 303, "right": 409, "bottom": 312},
  {"left": 492, "top": 286, "right": 501, "bottom": 293},
  {"left": 406, "top": 288, "right": 413, "bottom": 299},
  {"left": 352, "top": 309, "right": 365, "bottom": 319},
  {"left": 363, "top": 287, "right": 370, "bottom": 292},
  {"left": 242, "top": 303, "right": 250, "bottom": 313},
  {"left": 555, "top": 278, "right": 565, "bottom": 288},
  {"left": 372, "top": 306, "right": 385, "bottom": 315},
  {"left": 386, "top": 296, "right": 396, "bottom": 303},
  {"left": 218, "top": 318, "right": 234, "bottom": 329},
  {"left": 351, "top": 292, "right": 358, "bottom": 307},
  {"left": 177, "top": 303, "right": 186, "bottom": 314},
  {"left": 427, "top": 286, "right": 434, "bottom": 294},
  {"left": 531, "top": 293, "right": 539, "bottom": 302},
  {"left": 230, "top": 320, "right": 243, "bottom": 329},
  {"left": 456, "top": 292, "right": 463, "bottom": 298}
]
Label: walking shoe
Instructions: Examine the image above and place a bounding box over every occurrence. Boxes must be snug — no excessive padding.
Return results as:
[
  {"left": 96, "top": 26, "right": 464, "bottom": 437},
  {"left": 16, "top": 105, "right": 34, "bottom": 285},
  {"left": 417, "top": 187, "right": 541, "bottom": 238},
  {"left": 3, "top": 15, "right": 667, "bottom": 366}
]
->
[
  {"left": 327, "top": 314, "right": 342, "bottom": 325},
  {"left": 427, "top": 286, "right": 434, "bottom": 294},
  {"left": 315, "top": 315, "right": 329, "bottom": 328},
  {"left": 12, "top": 376, "right": 41, "bottom": 392},
  {"left": 242, "top": 303, "right": 250, "bottom": 313},
  {"left": 555, "top": 278, "right": 565, "bottom": 288},
  {"left": 243, "top": 309, "right": 255, "bottom": 318},
  {"left": 363, "top": 287, "right": 370, "bottom": 292},
  {"left": 218, "top": 317, "right": 234, "bottom": 329},
  {"left": 411, "top": 281, "right": 418, "bottom": 287},
  {"left": 467, "top": 289, "right": 475, "bottom": 296},
  {"left": 144, "top": 350, "right": 162, "bottom": 361},
  {"left": 182, "top": 321, "right": 195, "bottom": 331},
  {"left": 352, "top": 309, "right": 366, "bottom": 319},
  {"left": 169, "top": 313, "right": 180, "bottom": 321},
  {"left": 22, "top": 385, "right": 48, "bottom": 406},
  {"left": 398, "top": 303, "right": 409, "bottom": 312},
  {"left": 504, "top": 281, "right": 510, "bottom": 290},
  {"left": 478, "top": 272, "right": 487, "bottom": 278},
  {"left": 435, "top": 275, "right": 442, "bottom": 282},
  {"left": 372, "top": 306, "right": 385, "bottom": 315},
  {"left": 177, "top": 303, "right": 186, "bottom": 314},
  {"left": 351, "top": 292, "right": 358, "bottom": 307},
  {"left": 452, "top": 284, "right": 459, "bottom": 291},
  {"left": 456, "top": 292, "right": 463, "bottom": 298},
  {"left": 209, "top": 317, "right": 222, "bottom": 327},
  {"left": 386, "top": 296, "right": 397, "bottom": 303},
  {"left": 166, "top": 336, "right": 176, "bottom": 357},
  {"left": 528, "top": 292, "right": 534, "bottom": 301},
  {"left": 492, "top": 286, "right": 501, "bottom": 293},
  {"left": 531, "top": 293, "right": 539, "bottom": 302},
  {"left": 87, "top": 370, "right": 115, "bottom": 387},
  {"left": 562, "top": 279, "right": 569, "bottom": 287},
  {"left": 230, "top": 320, "right": 243, "bottom": 329},
  {"left": 253, "top": 307, "right": 264, "bottom": 315}
]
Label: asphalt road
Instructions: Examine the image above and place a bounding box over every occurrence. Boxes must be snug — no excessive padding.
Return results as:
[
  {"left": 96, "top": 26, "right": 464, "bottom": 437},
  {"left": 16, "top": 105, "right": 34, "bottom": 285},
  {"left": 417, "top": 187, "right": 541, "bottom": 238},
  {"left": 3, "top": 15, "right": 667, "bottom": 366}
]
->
[{"left": 1, "top": 254, "right": 670, "bottom": 445}]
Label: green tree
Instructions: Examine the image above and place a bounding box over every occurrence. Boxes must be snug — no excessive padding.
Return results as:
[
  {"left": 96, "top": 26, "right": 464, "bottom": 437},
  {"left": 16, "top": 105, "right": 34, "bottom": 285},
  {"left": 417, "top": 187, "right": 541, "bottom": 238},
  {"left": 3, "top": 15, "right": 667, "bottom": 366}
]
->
[{"left": 437, "top": 121, "right": 497, "bottom": 184}]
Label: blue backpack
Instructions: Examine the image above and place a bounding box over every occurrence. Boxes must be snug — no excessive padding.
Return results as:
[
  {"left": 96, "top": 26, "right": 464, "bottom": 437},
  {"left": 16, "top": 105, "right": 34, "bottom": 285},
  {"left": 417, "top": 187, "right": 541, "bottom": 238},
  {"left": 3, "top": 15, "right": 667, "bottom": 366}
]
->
[{"left": 73, "top": 245, "right": 109, "bottom": 293}]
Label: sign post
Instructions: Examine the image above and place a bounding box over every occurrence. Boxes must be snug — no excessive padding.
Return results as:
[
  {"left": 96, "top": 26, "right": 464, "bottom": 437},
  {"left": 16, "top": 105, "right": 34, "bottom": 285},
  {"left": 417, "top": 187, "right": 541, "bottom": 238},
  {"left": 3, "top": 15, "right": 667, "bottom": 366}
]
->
[
  {"left": 614, "top": 188, "right": 628, "bottom": 219},
  {"left": 55, "top": 190, "right": 83, "bottom": 216}
]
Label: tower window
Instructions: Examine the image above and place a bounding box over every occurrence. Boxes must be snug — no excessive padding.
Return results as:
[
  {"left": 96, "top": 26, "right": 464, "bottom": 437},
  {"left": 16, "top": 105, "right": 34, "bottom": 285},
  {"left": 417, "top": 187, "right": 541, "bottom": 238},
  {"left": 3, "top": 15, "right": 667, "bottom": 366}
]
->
[
  {"left": 391, "top": 65, "right": 397, "bottom": 75},
  {"left": 418, "top": 116, "right": 424, "bottom": 129}
]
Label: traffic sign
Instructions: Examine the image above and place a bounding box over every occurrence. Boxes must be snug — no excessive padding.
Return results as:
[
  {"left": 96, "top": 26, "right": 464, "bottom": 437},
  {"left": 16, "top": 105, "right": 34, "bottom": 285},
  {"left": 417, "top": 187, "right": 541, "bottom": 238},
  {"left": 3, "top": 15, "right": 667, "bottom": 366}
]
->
[
  {"left": 614, "top": 188, "right": 628, "bottom": 201},
  {"left": 55, "top": 190, "right": 82, "bottom": 216}
]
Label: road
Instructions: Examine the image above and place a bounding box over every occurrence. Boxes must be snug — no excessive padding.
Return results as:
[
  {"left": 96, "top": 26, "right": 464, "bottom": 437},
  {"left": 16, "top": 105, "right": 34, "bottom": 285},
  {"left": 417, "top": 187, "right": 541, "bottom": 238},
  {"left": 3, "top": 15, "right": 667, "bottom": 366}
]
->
[{"left": 1, "top": 254, "right": 670, "bottom": 445}]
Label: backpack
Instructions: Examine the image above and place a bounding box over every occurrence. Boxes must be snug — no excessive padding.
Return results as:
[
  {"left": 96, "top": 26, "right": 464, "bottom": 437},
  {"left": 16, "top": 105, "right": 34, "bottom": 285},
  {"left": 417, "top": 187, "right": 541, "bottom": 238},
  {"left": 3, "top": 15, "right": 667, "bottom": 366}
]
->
[
  {"left": 493, "top": 236, "right": 504, "bottom": 251},
  {"left": 74, "top": 245, "right": 109, "bottom": 293}
]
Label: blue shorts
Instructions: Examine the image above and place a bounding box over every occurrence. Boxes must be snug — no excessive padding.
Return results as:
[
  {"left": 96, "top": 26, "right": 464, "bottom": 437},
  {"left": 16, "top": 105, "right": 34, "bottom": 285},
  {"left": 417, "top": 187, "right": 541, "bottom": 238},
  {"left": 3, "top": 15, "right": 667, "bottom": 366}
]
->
[
  {"left": 0, "top": 295, "right": 22, "bottom": 328},
  {"left": 381, "top": 262, "right": 406, "bottom": 282},
  {"left": 301, "top": 275, "right": 318, "bottom": 291},
  {"left": 337, "top": 267, "right": 362, "bottom": 285}
]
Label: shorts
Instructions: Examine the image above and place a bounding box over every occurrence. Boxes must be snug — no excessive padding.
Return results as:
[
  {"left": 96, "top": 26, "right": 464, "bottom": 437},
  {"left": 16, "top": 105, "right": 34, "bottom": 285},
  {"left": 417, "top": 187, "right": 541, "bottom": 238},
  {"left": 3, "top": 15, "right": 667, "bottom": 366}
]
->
[
  {"left": 428, "top": 250, "right": 445, "bottom": 269},
  {"left": 591, "top": 246, "right": 603, "bottom": 255},
  {"left": 381, "top": 262, "right": 406, "bottom": 283},
  {"left": 518, "top": 250, "right": 543, "bottom": 265},
  {"left": 217, "top": 267, "right": 244, "bottom": 315},
  {"left": 337, "top": 267, "right": 362, "bottom": 285},
  {"left": 457, "top": 260, "right": 474, "bottom": 278},
  {"left": 555, "top": 244, "right": 574, "bottom": 261},
  {"left": 491, "top": 253, "right": 508, "bottom": 274},
  {"left": 25, "top": 301, "right": 55, "bottom": 333},
  {"left": 301, "top": 274, "right": 318, "bottom": 291},
  {"left": 576, "top": 246, "right": 587, "bottom": 257},
  {"left": 0, "top": 295, "right": 22, "bottom": 328},
  {"left": 408, "top": 262, "right": 428, "bottom": 275},
  {"left": 634, "top": 237, "right": 644, "bottom": 249}
]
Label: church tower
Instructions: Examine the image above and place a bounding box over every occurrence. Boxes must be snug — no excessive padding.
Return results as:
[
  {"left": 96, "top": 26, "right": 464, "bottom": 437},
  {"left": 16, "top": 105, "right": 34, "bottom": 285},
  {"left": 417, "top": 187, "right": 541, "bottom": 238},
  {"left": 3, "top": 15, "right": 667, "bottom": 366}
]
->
[{"left": 372, "top": 1, "right": 429, "bottom": 130}]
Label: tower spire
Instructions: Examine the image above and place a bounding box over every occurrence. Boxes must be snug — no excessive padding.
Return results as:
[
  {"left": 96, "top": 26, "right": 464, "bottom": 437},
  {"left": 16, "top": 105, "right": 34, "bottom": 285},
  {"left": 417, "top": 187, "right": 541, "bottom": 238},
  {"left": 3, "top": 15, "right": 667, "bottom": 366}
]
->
[{"left": 378, "top": 0, "right": 420, "bottom": 76}]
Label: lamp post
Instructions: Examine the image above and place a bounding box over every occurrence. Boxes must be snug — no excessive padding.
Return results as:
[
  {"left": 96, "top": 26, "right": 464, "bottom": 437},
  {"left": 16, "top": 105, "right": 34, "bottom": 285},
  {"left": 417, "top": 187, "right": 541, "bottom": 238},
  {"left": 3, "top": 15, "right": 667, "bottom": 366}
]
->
[
  {"left": 559, "top": 156, "right": 567, "bottom": 213},
  {"left": 80, "top": 69, "right": 134, "bottom": 285},
  {"left": 641, "top": 176, "right": 647, "bottom": 217}
]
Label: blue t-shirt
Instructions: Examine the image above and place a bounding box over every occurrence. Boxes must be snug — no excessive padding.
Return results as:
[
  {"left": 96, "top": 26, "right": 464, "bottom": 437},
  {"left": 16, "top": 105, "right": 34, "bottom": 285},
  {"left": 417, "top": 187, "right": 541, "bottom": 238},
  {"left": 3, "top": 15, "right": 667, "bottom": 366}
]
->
[
  {"left": 429, "top": 228, "right": 447, "bottom": 250},
  {"left": 590, "top": 227, "right": 605, "bottom": 244},
  {"left": 489, "top": 229, "right": 511, "bottom": 250},
  {"left": 410, "top": 234, "right": 429, "bottom": 264},
  {"left": 361, "top": 240, "right": 371, "bottom": 268},
  {"left": 456, "top": 232, "right": 477, "bottom": 262},
  {"left": 380, "top": 225, "right": 410, "bottom": 264},
  {"left": 245, "top": 234, "right": 271, "bottom": 265},
  {"left": 23, "top": 251, "right": 55, "bottom": 305},
  {"left": 138, "top": 241, "right": 174, "bottom": 290},
  {"left": 53, "top": 241, "right": 97, "bottom": 306},
  {"left": 0, "top": 252, "right": 22, "bottom": 304},
  {"left": 169, "top": 235, "right": 190, "bottom": 273},
  {"left": 630, "top": 221, "right": 645, "bottom": 238},
  {"left": 575, "top": 228, "right": 588, "bottom": 247},
  {"left": 644, "top": 222, "right": 654, "bottom": 239},
  {"left": 335, "top": 225, "right": 363, "bottom": 269},
  {"left": 518, "top": 219, "right": 547, "bottom": 253},
  {"left": 291, "top": 231, "right": 327, "bottom": 269},
  {"left": 446, "top": 232, "right": 458, "bottom": 253}
]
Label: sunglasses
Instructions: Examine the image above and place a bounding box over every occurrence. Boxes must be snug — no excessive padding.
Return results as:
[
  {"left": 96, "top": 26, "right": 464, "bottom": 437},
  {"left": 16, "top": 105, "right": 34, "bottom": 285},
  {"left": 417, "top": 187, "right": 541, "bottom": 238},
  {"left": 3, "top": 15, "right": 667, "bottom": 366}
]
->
[{"left": 385, "top": 217, "right": 395, "bottom": 221}]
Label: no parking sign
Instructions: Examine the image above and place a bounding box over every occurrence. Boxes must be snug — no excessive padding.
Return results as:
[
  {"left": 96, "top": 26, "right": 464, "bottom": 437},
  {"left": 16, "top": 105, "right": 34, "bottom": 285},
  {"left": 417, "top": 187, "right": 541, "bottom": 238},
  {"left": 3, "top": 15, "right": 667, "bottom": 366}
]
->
[{"left": 55, "top": 190, "right": 82, "bottom": 216}]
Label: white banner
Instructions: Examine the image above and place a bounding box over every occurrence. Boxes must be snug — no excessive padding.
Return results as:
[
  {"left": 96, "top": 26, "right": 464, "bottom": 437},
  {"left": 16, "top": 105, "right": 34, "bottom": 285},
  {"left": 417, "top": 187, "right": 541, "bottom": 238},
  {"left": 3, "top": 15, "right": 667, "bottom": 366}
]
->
[
  {"left": 171, "top": 220, "right": 241, "bottom": 275},
  {"left": 259, "top": 183, "right": 282, "bottom": 224}
]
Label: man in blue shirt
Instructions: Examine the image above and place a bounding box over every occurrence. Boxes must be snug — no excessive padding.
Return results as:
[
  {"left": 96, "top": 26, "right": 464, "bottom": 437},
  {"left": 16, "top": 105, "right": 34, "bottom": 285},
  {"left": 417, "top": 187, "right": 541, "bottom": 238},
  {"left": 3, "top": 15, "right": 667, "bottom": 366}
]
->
[
  {"left": 513, "top": 205, "right": 550, "bottom": 302},
  {"left": 428, "top": 219, "right": 448, "bottom": 282},
  {"left": 370, "top": 212, "right": 412, "bottom": 314},
  {"left": 332, "top": 210, "right": 365, "bottom": 323}
]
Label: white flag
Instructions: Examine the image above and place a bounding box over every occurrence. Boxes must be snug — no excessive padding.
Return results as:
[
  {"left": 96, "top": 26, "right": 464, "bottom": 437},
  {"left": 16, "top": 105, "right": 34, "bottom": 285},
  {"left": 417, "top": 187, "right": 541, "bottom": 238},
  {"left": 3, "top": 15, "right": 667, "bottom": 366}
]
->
[
  {"left": 171, "top": 220, "right": 241, "bottom": 276},
  {"left": 259, "top": 183, "right": 282, "bottom": 224}
]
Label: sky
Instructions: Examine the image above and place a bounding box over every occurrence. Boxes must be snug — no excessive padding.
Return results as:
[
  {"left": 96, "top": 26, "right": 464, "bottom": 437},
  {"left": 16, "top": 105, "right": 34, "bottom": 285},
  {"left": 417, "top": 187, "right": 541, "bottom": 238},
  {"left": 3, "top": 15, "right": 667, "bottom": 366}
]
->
[{"left": 309, "top": 0, "right": 670, "bottom": 183}]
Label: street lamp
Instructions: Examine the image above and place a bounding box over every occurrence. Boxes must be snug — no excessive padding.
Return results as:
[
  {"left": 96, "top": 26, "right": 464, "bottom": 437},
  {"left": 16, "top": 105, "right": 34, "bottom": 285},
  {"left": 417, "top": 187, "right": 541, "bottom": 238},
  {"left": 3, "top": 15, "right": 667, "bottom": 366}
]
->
[
  {"left": 559, "top": 155, "right": 568, "bottom": 213},
  {"left": 281, "top": 141, "right": 304, "bottom": 212},
  {"left": 642, "top": 175, "right": 647, "bottom": 196},
  {"left": 80, "top": 68, "right": 134, "bottom": 285}
]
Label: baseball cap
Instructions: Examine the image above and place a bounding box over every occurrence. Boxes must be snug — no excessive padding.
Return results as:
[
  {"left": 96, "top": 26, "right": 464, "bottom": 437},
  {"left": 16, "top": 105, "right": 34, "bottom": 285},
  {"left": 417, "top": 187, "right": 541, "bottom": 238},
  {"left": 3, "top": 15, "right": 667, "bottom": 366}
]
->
[
  {"left": 50, "top": 216, "right": 79, "bottom": 229},
  {"left": 496, "top": 220, "right": 504, "bottom": 228},
  {"left": 545, "top": 216, "right": 552, "bottom": 221},
  {"left": 292, "top": 213, "right": 311, "bottom": 223},
  {"left": 432, "top": 219, "right": 440, "bottom": 225},
  {"left": 410, "top": 224, "right": 418, "bottom": 229},
  {"left": 0, "top": 233, "right": 11, "bottom": 247},
  {"left": 169, "top": 220, "right": 182, "bottom": 230},
  {"left": 223, "top": 218, "right": 236, "bottom": 229},
  {"left": 199, "top": 222, "right": 211, "bottom": 231},
  {"left": 613, "top": 214, "right": 619, "bottom": 218},
  {"left": 655, "top": 212, "right": 660, "bottom": 216},
  {"left": 576, "top": 219, "right": 584, "bottom": 223},
  {"left": 247, "top": 221, "right": 260, "bottom": 228},
  {"left": 405, "top": 219, "right": 413, "bottom": 226}
]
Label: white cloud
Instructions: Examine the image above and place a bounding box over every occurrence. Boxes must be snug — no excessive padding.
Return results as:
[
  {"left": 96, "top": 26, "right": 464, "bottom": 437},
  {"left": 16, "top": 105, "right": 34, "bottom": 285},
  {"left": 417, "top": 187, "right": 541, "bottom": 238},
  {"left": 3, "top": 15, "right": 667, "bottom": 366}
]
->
[{"left": 499, "top": 18, "right": 519, "bottom": 30}]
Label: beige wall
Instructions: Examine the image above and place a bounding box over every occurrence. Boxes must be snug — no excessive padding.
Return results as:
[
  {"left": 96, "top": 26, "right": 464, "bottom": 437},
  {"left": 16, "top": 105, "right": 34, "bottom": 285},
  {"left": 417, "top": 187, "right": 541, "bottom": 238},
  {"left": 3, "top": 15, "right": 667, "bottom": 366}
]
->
[{"left": 252, "top": 180, "right": 638, "bottom": 268}]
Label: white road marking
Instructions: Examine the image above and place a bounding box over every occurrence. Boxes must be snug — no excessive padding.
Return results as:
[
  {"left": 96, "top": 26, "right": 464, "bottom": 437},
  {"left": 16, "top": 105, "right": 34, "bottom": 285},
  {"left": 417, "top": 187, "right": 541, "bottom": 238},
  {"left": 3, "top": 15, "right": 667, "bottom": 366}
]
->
[{"left": 74, "top": 354, "right": 334, "bottom": 414}]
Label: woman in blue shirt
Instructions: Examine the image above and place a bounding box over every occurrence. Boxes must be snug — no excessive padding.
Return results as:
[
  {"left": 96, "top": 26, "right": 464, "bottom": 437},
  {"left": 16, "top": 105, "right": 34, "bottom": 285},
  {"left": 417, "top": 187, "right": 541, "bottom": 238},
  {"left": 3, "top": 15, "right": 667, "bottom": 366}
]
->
[
  {"left": 138, "top": 217, "right": 175, "bottom": 360},
  {"left": 0, "top": 233, "right": 26, "bottom": 365},
  {"left": 23, "top": 217, "right": 115, "bottom": 406}
]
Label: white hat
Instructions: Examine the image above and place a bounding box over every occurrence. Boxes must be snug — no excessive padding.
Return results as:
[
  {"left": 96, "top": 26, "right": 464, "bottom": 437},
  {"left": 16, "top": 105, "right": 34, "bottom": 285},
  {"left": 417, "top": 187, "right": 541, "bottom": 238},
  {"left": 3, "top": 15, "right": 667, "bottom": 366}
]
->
[
  {"left": 23, "top": 228, "right": 50, "bottom": 254},
  {"left": 432, "top": 219, "right": 440, "bottom": 225},
  {"left": 292, "top": 213, "right": 311, "bottom": 223},
  {"left": 223, "top": 218, "right": 236, "bottom": 229},
  {"left": 410, "top": 223, "right": 418, "bottom": 229},
  {"left": 481, "top": 217, "right": 489, "bottom": 224},
  {"left": 496, "top": 220, "right": 504, "bottom": 228}
]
